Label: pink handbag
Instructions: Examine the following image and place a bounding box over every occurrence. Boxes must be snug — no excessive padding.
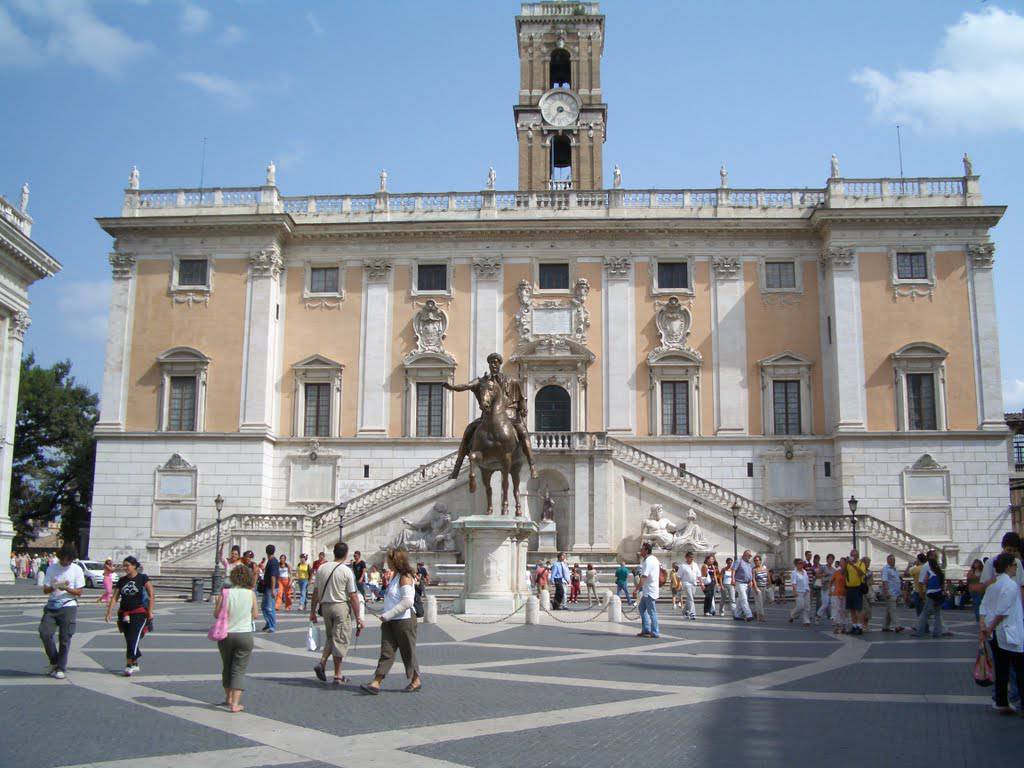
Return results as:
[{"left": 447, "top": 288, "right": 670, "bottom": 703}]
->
[{"left": 207, "top": 588, "right": 230, "bottom": 641}]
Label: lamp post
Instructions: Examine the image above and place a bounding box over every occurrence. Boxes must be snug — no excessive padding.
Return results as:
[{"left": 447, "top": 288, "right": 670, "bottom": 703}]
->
[
  {"left": 847, "top": 494, "right": 858, "bottom": 551},
  {"left": 211, "top": 494, "right": 225, "bottom": 594},
  {"left": 337, "top": 501, "right": 348, "bottom": 542},
  {"left": 731, "top": 502, "right": 740, "bottom": 564}
]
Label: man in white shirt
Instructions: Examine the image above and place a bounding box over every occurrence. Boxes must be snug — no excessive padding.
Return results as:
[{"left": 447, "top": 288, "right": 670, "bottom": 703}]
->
[
  {"left": 980, "top": 553, "right": 1024, "bottom": 713},
  {"left": 789, "top": 558, "right": 811, "bottom": 625},
  {"left": 636, "top": 543, "right": 661, "bottom": 638},
  {"left": 39, "top": 544, "right": 86, "bottom": 679},
  {"left": 677, "top": 551, "right": 700, "bottom": 620},
  {"left": 309, "top": 541, "right": 363, "bottom": 684},
  {"left": 732, "top": 550, "right": 755, "bottom": 622},
  {"left": 880, "top": 554, "right": 904, "bottom": 632},
  {"left": 980, "top": 532, "right": 1023, "bottom": 706}
]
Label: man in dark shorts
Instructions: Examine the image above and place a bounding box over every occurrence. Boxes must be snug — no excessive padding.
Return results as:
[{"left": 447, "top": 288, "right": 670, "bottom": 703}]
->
[{"left": 844, "top": 550, "right": 867, "bottom": 635}]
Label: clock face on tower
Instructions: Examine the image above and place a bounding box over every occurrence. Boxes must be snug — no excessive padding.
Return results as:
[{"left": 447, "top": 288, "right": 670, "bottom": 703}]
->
[{"left": 539, "top": 90, "right": 581, "bottom": 128}]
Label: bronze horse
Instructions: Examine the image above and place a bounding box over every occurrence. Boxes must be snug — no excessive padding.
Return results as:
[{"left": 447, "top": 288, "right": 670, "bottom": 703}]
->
[{"left": 467, "top": 378, "right": 525, "bottom": 515}]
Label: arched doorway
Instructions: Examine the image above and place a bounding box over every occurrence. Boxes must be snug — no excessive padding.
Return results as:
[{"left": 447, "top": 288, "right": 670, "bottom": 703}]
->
[{"left": 535, "top": 385, "right": 571, "bottom": 432}]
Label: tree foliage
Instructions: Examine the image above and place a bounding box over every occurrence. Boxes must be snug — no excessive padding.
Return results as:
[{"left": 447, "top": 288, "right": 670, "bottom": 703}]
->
[{"left": 10, "top": 354, "right": 98, "bottom": 547}]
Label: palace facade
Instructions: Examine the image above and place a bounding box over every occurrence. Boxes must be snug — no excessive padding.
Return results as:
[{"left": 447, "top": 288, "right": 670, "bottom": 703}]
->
[{"left": 91, "top": 3, "right": 1010, "bottom": 573}]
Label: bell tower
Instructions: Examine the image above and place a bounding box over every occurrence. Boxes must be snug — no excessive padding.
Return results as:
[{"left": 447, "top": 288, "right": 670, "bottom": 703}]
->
[{"left": 514, "top": 3, "right": 607, "bottom": 191}]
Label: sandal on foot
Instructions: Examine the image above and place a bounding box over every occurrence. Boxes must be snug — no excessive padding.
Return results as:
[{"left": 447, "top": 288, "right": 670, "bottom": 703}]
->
[
  {"left": 332, "top": 676, "right": 350, "bottom": 684},
  {"left": 359, "top": 683, "right": 380, "bottom": 695},
  {"left": 404, "top": 682, "right": 422, "bottom": 692},
  {"left": 313, "top": 664, "right": 327, "bottom": 682}
]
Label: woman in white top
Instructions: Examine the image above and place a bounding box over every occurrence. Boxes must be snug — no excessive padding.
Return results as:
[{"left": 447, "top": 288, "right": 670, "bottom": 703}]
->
[
  {"left": 979, "top": 552, "right": 1024, "bottom": 713},
  {"left": 214, "top": 564, "right": 259, "bottom": 712},
  {"left": 360, "top": 547, "right": 421, "bottom": 694}
]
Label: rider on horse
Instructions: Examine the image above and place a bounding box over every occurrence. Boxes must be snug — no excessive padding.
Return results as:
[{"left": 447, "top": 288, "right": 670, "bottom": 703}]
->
[{"left": 444, "top": 352, "right": 538, "bottom": 480}]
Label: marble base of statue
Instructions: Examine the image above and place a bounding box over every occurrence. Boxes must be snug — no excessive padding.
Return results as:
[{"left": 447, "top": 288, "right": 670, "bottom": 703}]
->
[
  {"left": 451, "top": 515, "right": 537, "bottom": 615},
  {"left": 536, "top": 518, "right": 557, "bottom": 553}
]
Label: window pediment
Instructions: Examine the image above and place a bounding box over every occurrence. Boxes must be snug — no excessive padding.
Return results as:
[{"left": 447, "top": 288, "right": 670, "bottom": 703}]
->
[
  {"left": 892, "top": 342, "right": 948, "bottom": 362},
  {"left": 293, "top": 354, "right": 344, "bottom": 374},
  {"left": 157, "top": 346, "right": 211, "bottom": 366}
]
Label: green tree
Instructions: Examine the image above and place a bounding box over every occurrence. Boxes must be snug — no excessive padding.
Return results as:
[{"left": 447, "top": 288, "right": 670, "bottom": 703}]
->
[{"left": 10, "top": 354, "right": 98, "bottom": 548}]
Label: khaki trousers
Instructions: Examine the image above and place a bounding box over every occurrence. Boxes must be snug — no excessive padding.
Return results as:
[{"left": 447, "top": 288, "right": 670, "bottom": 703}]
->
[{"left": 374, "top": 617, "right": 419, "bottom": 681}]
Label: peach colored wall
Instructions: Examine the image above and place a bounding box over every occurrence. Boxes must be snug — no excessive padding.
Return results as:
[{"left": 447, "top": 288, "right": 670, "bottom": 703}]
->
[
  {"left": 126, "top": 259, "right": 246, "bottom": 432},
  {"left": 279, "top": 264, "right": 364, "bottom": 437},
  {"left": 860, "top": 250, "right": 978, "bottom": 431},
  {"left": 634, "top": 260, "right": 713, "bottom": 435},
  {"left": 744, "top": 261, "right": 825, "bottom": 435},
  {"left": 578, "top": 262, "right": 604, "bottom": 432}
]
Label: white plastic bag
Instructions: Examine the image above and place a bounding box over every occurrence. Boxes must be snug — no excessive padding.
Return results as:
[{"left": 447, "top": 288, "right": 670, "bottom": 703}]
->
[{"left": 306, "top": 621, "right": 322, "bottom": 652}]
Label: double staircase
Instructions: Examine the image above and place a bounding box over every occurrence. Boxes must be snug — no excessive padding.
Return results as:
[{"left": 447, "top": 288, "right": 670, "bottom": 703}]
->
[{"left": 157, "top": 432, "right": 941, "bottom": 573}]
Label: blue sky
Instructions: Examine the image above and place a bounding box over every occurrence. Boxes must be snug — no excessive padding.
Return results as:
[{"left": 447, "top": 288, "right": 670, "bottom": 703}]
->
[{"left": 2, "top": 0, "right": 1023, "bottom": 410}]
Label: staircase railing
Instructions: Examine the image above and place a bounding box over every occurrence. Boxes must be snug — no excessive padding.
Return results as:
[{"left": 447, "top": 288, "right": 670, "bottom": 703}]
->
[
  {"left": 794, "top": 513, "right": 939, "bottom": 555},
  {"left": 160, "top": 513, "right": 307, "bottom": 565},
  {"left": 603, "top": 436, "right": 790, "bottom": 534}
]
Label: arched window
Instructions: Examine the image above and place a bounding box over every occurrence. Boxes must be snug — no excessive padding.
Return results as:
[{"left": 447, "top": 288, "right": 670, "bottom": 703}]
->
[
  {"left": 549, "top": 48, "right": 571, "bottom": 89},
  {"left": 550, "top": 135, "right": 572, "bottom": 188},
  {"left": 535, "top": 385, "right": 571, "bottom": 432}
]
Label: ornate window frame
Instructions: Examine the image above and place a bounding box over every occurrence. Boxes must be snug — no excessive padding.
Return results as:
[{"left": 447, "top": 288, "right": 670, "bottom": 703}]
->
[
  {"left": 403, "top": 352, "right": 456, "bottom": 437},
  {"left": 291, "top": 355, "right": 344, "bottom": 437},
  {"left": 647, "top": 349, "right": 702, "bottom": 436},
  {"left": 532, "top": 258, "right": 574, "bottom": 295},
  {"left": 169, "top": 253, "right": 215, "bottom": 305},
  {"left": 156, "top": 347, "right": 209, "bottom": 432},
  {"left": 650, "top": 255, "right": 694, "bottom": 296},
  {"left": 889, "top": 247, "right": 936, "bottom": 300},
  {"left": 892, "top": 342, "right": 948, "bottom": 432},
  {"left": 411, "top": 258, "right": 454, "bottom": 298},
  {"left": 303, "top": 260, "right": 345, "bottom": 309},
  {"left": 757, "top": 257, "right": 803, "bottom": 295},
  {"left": 758, "top": 352, "right": 813, "bottom": 436}
]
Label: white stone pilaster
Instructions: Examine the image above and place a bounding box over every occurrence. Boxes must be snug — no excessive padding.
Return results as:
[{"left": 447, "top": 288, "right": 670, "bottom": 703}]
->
[
  {"left": 573, "top": 456, "right": 590, "bottom": 552},
  {"left": 966, "top": 244, "right": 1005, "bottom": 430},
  {"left": 0, "top": 311, "right": 28, "bottom": 583},
  {"left": 97, "top": 253, "right": 136, "bottom": 431},
  {"left": 711, "top": 257, "right": 748, "bottom": 435},
  {"left": 821, "top": 246, "right": 867, "bottom": 432},
  {"left": 602, "top": 254, "right": 635, "bottom": 433},
  {"left": 239, "top": 247, "right": 283, "bottom": 433},
  {"left": 357, "top": 258, "right": 393, "bottom": 436},
  {"left": 591, "top": 452, "right": 611, "bottom": 549},
  {"left": 470, "top": 256, "right": 502, "bottom": 420}
]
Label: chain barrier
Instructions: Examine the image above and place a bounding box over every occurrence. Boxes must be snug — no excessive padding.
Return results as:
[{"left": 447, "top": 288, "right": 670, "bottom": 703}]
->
[
  {"left": 541, "top": 602, "right": 610, "bottom": 624},
  {"left": 621, "top": 602, "right": 641, "bottom": 620},
  {"left": 439, "top": 600, "right": 527, "bottom": 624}
]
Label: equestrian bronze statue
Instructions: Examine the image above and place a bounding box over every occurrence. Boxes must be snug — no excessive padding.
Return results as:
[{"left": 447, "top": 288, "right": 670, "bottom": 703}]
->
[{"left": 444, "top": 353, "right": 537, "bottom": 515}]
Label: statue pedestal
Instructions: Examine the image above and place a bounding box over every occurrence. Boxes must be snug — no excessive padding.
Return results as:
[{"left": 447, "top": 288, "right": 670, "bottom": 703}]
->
[
  {"left": 536, "top": 519, "right": 557, "bottom": 553},
  {"left": 451, "top": 515, "right": 537, "bottom": 615}
]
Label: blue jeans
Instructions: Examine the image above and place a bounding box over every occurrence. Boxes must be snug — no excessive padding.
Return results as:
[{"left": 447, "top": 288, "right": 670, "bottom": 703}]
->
[
  {"left": 616, "top": 584, "right": 634, "bottom": 605},
  {"left": 296, "top": 579, "right": 309, "bottom": 610},
  {"left": 639, "top": 595, "right": 660, "bottom": 636},
  {"left": 261, "top": 589, "right": 277, "bottom": 631}
]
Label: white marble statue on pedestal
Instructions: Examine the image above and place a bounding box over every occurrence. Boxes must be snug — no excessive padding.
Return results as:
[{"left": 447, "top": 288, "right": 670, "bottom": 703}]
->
[
  {"left": 265, "top": 160, "right": 276, "bottom": 186},
  {"left": 670, "top": 509, "right": 716, "bottom": 554},
  {"left": 641, "top": 504, "right": 676, "bottom": 549},
  {"left": 391, "top": 504, "right": 456, "bottom": 552},
  {"left": 129, "top": 166, "right": 140, "bottom": 190},
  {"left": 19, "top": 183, "right": 29, "bottom": 214}
]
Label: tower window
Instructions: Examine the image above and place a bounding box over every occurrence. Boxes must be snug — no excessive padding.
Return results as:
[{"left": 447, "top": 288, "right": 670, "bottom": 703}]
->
[
  {"left": 550, "top": 48, "right": 571, "bottom": 89},
  {"left": 550, "top": 135, "right": 572, "bottom": 188},
  {"left": 539, "top": 263, "right": 570, "bottom": 290}
]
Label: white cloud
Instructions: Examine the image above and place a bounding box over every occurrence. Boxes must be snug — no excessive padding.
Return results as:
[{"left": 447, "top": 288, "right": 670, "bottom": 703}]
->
[
  {"left": 180, "top": 2, "right": 210, "bottom": 35},
  {"left": 8, "top": 0, "right": 151, "bottom": 77},
  {"left": 178, "top": 71, "right": 251, "bottom": 108},
  {"left": 305, "top": 11, "right": 324, "bottom": 37},
  {"left": 0, "top": 7, "right": 42, "bottom": 68},
  {"left": 220, "top": 24, "right": 245, "bottom": 45},
  {"left": 1005, "top": 379, "right": 1024, "bottom": 413},
  {"left": 852, "top": 6, "right": 1024, "bottom": 133},
  {"left": 56, "top": 281, "right": 109, "bottom": 343}
]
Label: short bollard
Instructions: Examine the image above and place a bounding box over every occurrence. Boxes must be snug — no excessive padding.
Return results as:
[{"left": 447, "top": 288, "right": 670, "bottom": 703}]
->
[
  {"left": 600, "top": 589, "right": 612, "bottom": 607},
  {"left": 424, "top": 594, "right": 438, "bottom": 624},
  {"left": 539, "top": 588, "right": 551, "bottom": 612},
  {"left": 608, "top": 594, "right": 622, "bottom": 623},
  {"left": 525, "top": 595, "right": 540, "bottom": 624}
]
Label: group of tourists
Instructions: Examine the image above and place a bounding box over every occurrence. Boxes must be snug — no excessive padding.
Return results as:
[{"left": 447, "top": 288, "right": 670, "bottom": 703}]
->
[
  {"left": 10, "top": 551, "right": 58, "bottom": 584},
  {"left": 532, "top": 555, "right": 600, "bottom": 609}
]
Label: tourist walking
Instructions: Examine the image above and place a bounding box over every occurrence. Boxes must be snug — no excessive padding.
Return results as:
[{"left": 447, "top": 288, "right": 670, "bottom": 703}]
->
[
  {"left": 732, "top": 550, "right": 754, "bottom": 621},
  {"left": 669, "top": 562, "right": 681, "bottom": 610},
  {"left": 585, "top": 564, "right": 599, "bottom": 606},
  {"left": 276, "top": 554, "right": 293, "bottom": 611},
  {"left": 912, "top": 550, "right": 949, "bottom": 638},
  {"left": 815, "top": 554, "right": 836, "bottom": 623},
  {"left": 752, "top": 555, "right": 769, "bottom": 622},
  {"left": 550, "top": 552, "right": 570, "bottom": 610},
  {"left": 843, "top": 550, "right": 867, "bottom": 635},
  {"left": 614, "top": 559, "right": 633, "bottom": 605},
  {"left": 860, "top": 556, "right": 874, "bottom": 631},
  {"left": 260, "top": 545, "right": 280, "bottom": 632},
  {"left": 979, "top": 552, "right": 1024, "bottom": 715},
  {"left": 569, "top": 563, "right": 581, "bottom": 604},
  {"left": 678, "top": 551, "right": 699, "bottom": 620},
  {"left": 722, "top": 558, "right": 735, "bottom": 615},
  {"left": 311, "top": 551, "right": 327, "bottom": 574},
  {"left": 829, "top": 558, "right": 848, "bottom": 633},
  {"left": 966, "top": 559, "right": 985, "bottom": 621},
  {"left": 215, "top": 564, "right": 258, "bottom": 712},
  {"left": 105, "top": 556, "right": 154, "bottom": 676},
  {"left": 39, "top": 544, "right": 85, "bottom": 680},
  {"left": 360, "top": 547, "right": 422, "bottom": 694},
  {"left": 350, "top": 551, "right": 367, "bottom": 598},
  {"left": 636, "top": 542, "right": 661, "bottom": 638},
  {"left": 534, "top": 561, "right": 549, "bottom": 597},
  {"left": 296, "top": 553, "right": 311, "bottom": 610},
  {"left": 95, "top": 559, "right": 115, "bottom": 605},
  {"left": 880, "top": 554, "right": 904, "bottom": 632},
  {"left": 702, "top": 555, "right": 720, "bottom": 616},
  {"left": 789, "top": 558, "right": 811, "bottom": 625},
  {"left": 310, "top": 542, "right": 364, "bottom": 685},
  {"left": 906, "top": 554, "right": 927, "bottom": 615}
]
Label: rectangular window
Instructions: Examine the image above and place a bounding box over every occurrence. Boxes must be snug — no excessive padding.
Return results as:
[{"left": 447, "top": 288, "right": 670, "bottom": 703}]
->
[
  {"left": 309, "top": 266, "right": 339, "bottom": 294},
  {"left": 772, "top": 380, "right": 801, "bottom": 435},
  {"left": 657, "top": 261, "right": 689, "bottom": 289},
  {"left": 907, "top": 373, "right": 937, "bottom": 430},
  {"left": 765, "top": 261, "right": 796, "bottom": 290},
  {"left": 896, "top": 252, "right": 928, "bottom": 280},
  {"left": 416, "top": 382, "right": 445, "bottom": 437},
  {"left": 538, "top": 263, "right": 569, "bottom": 290},
  {"left": 304, "top": 383, "right": 331, "bottom": 437},
  {"left": 660, "top": 381, "right": 689, "bottom": 435},
  {"left": 167, "top": 376, "right": 196, "bottom": 431},
  {"left": 417, "top": 264, "right": 448, "bottom": 292},
  {"left": 1013, "top": 434, "right": 1024, "bottom": 472},
  {"left": 177, "top": 258, "right": 209, "bottom": 287}
]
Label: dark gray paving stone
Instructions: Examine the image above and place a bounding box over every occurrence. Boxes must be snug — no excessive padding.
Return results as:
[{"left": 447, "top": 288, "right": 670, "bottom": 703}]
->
[
  {"left": 0, "top": 684, "right": 253, "bottom": 765},
  {"left": 770, "top": 660, "right": 980, "bottom": 696},
  {"left": 347, "top": 642, "right": 565, "bottom": 666},
  {"left": 408, "top": 697, "right": 1023, "bottom": 768},
  {"left": 665, "top": 640, "right": 835, "bottom": 658},
  {"left": 474, "top": 625, "right": 682, "bottom": 651},
  {"left": 864, "top": 640, "right": 979, "bottom": 659},
  {"left": 82, "top": 649, "right": 323, "bottom": 676},
  {"left": 145, "top": 674, "right": 658, "bottom": 737}
]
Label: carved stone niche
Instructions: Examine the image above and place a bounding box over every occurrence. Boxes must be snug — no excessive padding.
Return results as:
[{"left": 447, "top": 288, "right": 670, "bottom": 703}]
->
[
  {"left": 411, "top": 299, "right": 449, "bottom": 356},
  {"left": 652, "top": 296, "right": 693, "bottom": 355},
  {"left": 514, "top": 278, "right": 590, "bottom": 345}
]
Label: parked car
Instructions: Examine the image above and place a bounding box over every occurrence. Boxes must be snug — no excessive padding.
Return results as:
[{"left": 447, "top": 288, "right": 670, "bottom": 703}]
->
[{"left": 75, "top": 560, "right": 119, "bottom": 589}]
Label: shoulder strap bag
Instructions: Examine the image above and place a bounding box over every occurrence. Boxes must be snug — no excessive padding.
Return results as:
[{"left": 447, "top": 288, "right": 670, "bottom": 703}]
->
[{"left": 316, "top": 563, "right": 344, "bottom": 617}]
